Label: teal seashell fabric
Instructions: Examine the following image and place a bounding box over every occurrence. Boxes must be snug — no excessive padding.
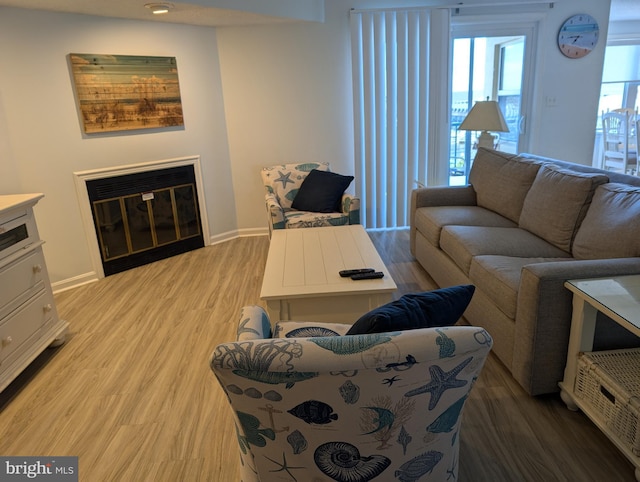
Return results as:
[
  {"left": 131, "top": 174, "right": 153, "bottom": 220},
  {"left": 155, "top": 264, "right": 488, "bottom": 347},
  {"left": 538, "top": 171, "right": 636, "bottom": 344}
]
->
[
  {"left": 296, "top": 162, "right": 323, "bottom": 172},
  {"left": 260, "top": 162, "right": 361, "bottom": 230},
  {"left": 211, "top": 307, "right": 493, "bottom": 481},
  {"left": 310, "top": 334, "right": 391, "bottom": 354}
]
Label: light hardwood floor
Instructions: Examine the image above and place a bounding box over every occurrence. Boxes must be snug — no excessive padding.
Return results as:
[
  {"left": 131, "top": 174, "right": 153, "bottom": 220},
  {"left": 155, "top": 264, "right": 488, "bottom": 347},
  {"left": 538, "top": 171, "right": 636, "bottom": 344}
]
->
[{"left": 0, "top": 230, "right": 635, "bottom": 481}]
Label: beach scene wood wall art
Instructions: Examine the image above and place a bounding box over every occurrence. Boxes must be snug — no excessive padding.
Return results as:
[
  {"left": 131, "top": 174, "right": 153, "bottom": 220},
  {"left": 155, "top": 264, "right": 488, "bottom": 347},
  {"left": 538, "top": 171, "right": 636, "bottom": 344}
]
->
[{"left": 69, "top": 53, "right": 184, "bottom": 134}]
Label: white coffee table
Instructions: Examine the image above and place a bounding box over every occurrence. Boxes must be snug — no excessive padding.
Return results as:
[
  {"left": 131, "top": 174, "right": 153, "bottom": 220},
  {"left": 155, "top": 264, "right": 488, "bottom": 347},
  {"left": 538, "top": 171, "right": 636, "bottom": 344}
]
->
[{"left": 260, "top": 225, "right": 397, "bottom": 323}]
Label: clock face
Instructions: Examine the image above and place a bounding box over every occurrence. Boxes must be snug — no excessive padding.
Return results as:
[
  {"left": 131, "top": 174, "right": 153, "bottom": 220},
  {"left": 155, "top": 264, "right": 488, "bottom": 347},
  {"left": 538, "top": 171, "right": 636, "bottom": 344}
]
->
[{"left": 558, "top": 14, "right": 599, "bottom": 59}]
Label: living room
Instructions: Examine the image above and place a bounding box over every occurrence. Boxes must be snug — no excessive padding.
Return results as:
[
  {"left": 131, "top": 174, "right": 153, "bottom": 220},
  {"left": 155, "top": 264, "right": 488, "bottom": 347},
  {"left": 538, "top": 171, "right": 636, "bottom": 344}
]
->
[
  {"left": 0, "top": 0, "right": 631, "bottom": 291},
  {"left": 1, "top": 0, "right": 640, "bottom": 480}
]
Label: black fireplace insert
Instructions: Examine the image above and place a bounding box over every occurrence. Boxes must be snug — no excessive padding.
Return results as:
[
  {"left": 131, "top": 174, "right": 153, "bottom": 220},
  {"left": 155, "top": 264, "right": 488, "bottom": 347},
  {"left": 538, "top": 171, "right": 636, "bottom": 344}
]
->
[{"left": 86, "top": 165, "right": 204, "bottom": 276}]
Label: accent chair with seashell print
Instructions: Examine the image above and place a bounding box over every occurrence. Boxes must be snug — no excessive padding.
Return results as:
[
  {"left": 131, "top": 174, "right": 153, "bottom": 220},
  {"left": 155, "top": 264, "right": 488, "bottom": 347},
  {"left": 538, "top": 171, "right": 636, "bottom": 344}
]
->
[
  {"left": 261, "top": 162, "right": 360, "bottom": 236},
  {"left": 210, "top": 305, "right": 492, "bottom": 482}
]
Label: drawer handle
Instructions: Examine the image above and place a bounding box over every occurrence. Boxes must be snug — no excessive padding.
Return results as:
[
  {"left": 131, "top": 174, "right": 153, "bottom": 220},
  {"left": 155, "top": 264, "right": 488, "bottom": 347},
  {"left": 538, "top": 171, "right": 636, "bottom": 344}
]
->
[
  {"left": 43, "top": 304, "right": 53, "bottom": 313},
  {"left": 33, "top": 264, "right": 43, "bottom": 273},
  {"left": 2, "top": 336, "right": 12, "bottom": 347}
]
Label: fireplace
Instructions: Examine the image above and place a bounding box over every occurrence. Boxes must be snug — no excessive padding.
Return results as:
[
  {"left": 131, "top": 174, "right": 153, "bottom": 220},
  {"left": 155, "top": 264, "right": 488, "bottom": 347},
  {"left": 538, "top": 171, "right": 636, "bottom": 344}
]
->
[{"left": 74, "top": 157, "right": 208, "bottom": 278}]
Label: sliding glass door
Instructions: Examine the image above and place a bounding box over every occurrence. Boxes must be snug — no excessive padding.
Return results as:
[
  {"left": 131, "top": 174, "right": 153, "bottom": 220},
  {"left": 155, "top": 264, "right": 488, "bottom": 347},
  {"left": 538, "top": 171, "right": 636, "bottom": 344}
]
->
[
  {"left": 349, "top": 10, "right": 539, "bottom": 225},
  {"left": 449, "top": 22, "right": 536, "bottom": 185}
]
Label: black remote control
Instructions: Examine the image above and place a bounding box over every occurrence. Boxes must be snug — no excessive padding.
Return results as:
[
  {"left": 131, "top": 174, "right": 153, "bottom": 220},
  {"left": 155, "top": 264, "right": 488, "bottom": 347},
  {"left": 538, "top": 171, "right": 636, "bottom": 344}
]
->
[
  {"left": 339, "top": 268, "right": 375, "bottom": 277},
  {"left": 351, "top": 271, "right": 384, "bottom": 280}
]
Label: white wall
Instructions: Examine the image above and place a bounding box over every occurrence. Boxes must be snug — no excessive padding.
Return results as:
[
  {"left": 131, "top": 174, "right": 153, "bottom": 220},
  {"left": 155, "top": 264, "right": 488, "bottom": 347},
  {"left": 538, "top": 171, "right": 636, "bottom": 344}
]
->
[
  {"left": 217, "top": 3, "right": 355, "bottom": 230},
  {"left": 0, "top": 7, "right": 235, "bottom": 287},
  {"left": 528, "top": 0, "right": 611, "bottom": 164}
]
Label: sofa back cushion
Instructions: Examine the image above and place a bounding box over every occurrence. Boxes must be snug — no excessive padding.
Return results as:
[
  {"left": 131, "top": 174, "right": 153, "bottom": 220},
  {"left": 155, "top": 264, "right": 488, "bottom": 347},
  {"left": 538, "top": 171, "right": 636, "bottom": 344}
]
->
[
  {"left": 519, "top": 165, "right": 608, "bottom": 252},
  {"left": 573, "top": 183, "right": 640, "bottom": 259},
  {"left": 468, "top": 148, "right": 542, "bottom": 223}
]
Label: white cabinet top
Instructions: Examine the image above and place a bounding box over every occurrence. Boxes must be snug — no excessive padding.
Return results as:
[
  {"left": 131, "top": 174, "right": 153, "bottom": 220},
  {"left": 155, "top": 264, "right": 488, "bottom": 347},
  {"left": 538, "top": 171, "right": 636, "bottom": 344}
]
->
[{"left": 0, "top": 194, "right": 44, "bottom": 216}]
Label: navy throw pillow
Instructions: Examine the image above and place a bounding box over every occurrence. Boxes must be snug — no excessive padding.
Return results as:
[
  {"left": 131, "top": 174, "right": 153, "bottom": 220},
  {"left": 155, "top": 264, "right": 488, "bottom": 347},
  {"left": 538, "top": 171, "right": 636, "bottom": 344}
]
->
[
  {"left": 291, "top": 169, "right": 354, "bottom": 213},
  {"left": 345, "top": 285, "right": 475, "bottom": 335}
]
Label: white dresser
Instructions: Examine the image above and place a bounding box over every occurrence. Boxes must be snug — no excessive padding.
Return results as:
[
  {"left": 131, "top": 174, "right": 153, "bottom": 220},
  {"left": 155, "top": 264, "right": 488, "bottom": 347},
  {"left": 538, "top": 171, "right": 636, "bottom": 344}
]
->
[{"left": 0, "top": 193, "right": 68, "bottom": 392}]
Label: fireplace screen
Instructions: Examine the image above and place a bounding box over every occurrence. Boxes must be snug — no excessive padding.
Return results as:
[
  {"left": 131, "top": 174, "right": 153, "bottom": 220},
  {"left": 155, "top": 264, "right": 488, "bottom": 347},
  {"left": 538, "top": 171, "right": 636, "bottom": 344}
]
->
[
  {"left": 93, "top": 184, "right": 200, "bottom": 260},
  {"left": 87, "top": 165, "right": 204, "bottom": 276}
]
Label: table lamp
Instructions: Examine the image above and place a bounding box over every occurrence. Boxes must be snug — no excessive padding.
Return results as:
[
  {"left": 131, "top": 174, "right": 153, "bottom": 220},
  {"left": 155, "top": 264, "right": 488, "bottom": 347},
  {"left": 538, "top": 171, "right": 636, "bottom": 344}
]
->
[{"left": 459, "top": 98, "right": 509, "bottom": 149}]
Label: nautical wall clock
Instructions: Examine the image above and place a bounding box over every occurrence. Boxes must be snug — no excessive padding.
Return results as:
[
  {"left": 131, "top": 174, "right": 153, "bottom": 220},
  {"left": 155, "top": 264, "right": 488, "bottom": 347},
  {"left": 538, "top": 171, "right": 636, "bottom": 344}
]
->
[{"left": 557, "top": 14, "right": 599, "bottom": 59}]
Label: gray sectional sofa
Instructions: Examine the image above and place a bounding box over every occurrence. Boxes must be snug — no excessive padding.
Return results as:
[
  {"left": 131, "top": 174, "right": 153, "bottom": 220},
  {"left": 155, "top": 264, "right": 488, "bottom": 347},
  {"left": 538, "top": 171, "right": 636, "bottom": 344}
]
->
[{"left": 410, "top": 148, "right": 640, "bottom": 396}]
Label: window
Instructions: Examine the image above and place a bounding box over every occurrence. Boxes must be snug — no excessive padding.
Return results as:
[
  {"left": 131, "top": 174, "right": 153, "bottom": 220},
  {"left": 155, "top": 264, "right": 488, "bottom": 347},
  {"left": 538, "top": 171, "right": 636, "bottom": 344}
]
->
[
  {"left": 597, "top": 43, "right": 640, "bottom": 121},
  {"left": 593, "top": 43, "right": 640, "bottom": 167}
]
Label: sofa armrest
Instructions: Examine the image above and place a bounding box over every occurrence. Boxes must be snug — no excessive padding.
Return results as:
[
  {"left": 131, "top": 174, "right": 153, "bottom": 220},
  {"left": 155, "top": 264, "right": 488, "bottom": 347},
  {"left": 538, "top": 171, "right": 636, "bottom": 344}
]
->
[
  {"left": 513, "top": 257, "right": 640, "bottom": 395},
  {"left": 237, "top": 305, "right": 272, "bottom": 341},
  {"left": 265, "top": 193, "right": 285, "bottom": 231},
  {"left": 342, "top": 194, "right": 361, "bottom": 225},
  {"left": 411, "top": 185, "right": 477, "bottom": 210},
  {"left": 410, "top": 185, "right": 477, "bottom": 255}
]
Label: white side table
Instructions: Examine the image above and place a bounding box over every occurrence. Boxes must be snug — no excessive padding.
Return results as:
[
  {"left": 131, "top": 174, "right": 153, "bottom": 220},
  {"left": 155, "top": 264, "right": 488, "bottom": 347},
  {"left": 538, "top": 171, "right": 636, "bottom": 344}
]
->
[{"left": 560, "top": 275, "right": 640, "bottom": 481}]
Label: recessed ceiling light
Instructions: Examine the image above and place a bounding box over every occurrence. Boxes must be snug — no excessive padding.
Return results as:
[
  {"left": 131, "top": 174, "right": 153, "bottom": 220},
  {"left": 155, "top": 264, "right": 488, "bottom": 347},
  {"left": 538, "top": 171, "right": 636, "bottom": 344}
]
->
[{"left": 145, "top": 3, "right": 174, "bottom": 15}]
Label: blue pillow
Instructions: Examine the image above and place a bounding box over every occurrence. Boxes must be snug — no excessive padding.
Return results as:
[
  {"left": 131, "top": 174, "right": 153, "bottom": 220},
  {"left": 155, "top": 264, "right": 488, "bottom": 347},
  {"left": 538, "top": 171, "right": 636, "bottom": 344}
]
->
[
  {"left": 345, "top": 285, "right": 475, "bottom": 335},
  {"left": 291, "top": 169, "right": 354, "bottom": 213}
]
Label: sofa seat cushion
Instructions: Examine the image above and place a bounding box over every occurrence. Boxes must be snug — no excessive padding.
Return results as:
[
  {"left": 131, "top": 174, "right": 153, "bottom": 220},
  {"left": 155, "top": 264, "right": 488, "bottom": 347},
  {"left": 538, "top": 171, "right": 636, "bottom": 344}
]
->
[
  {"left": 519, "top": 165, "right": 608, "bottom": 252},
  {"left": 440, "top": 226, "right": 571, "bottom": 275},
  {"left": 468, "top": 148, "right": 543, "bottom": 222},
  {"left": 573, "top": 183, "right": 640, "bottom": 259},
  {"left": 414, "top": 205, "right": 517, "bottom": 247},
  {"left": 469, "top": 256, "right": 575, "bottom": 319},
  {"left": 284, "top": 209, "right": 349, "bottom": 228}
]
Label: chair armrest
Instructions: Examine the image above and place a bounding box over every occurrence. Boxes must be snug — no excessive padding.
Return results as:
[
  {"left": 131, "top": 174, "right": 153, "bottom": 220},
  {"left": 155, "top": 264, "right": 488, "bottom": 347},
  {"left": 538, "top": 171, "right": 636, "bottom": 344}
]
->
[
  {"left": 237, "top": 306, "right": 272, "bottom": 341},
  {"left": 341, "top": 194, "right": 360, "bottom": 225},
  {"left": 265, "top": 193, "right": 285, "bottom": 230}
]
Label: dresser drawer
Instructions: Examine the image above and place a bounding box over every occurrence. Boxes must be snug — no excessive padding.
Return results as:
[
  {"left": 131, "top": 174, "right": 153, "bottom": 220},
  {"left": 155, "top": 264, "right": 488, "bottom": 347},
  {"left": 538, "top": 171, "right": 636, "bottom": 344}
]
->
[
  {"left": 0, "top": 249, "right": 46, "bottom": 313},
  {"left": 0, "top": 206, "right": 38, "bottom": 262},
  {"left": 0, "top": 291, "right": 53, "bottom": 364}
]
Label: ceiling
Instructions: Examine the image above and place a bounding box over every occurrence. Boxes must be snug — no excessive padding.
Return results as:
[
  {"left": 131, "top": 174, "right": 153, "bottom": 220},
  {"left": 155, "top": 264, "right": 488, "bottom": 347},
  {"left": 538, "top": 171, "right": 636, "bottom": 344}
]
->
[
  {"left": 0, "top": 0, "right": 637, "bottom": 27},
  {"left": 0, "top": 0, "right": 305, "bottom": 27}
]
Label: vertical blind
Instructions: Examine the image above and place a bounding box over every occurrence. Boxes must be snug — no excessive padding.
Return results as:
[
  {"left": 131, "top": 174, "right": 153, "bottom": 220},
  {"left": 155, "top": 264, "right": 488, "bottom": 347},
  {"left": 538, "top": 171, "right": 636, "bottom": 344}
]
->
[{"left": 350, "top": 8, "right": 450, "bottom": 229}]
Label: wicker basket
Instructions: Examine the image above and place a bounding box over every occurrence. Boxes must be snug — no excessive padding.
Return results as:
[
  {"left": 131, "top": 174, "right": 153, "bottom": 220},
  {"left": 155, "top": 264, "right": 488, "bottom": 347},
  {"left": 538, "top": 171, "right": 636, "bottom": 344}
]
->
[{"left": 575, "top": 348, "right": 640, "bottom": 455}]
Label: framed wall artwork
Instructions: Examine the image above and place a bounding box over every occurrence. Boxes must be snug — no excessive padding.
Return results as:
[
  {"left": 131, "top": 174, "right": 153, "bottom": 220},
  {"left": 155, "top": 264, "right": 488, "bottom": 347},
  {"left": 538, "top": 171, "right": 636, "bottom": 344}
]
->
[{"left": 69, "top": 53, "right": 184, "bottom": 134}]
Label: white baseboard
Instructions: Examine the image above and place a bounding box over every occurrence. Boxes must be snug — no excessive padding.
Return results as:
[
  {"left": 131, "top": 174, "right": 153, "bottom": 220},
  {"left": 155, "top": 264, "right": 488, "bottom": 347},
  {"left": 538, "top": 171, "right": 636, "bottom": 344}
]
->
[
  {"left": 209, "top": 227, "right": 268, "bottom": 244},
  {"left": 52, "top": 272, "right": 99, "bottom": 294}
]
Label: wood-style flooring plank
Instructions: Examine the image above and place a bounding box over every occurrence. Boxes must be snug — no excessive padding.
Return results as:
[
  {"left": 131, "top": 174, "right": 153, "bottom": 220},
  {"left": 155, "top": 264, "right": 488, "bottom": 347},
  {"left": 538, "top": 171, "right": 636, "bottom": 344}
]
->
[{"left": 0, "top": 230, "right": 635, "bottom": 481}]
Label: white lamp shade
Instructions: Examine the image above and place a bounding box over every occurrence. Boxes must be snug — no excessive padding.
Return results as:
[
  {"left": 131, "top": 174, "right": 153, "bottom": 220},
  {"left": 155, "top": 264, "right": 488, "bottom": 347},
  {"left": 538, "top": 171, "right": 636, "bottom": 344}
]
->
[{"left": 459, "top": 100, "right": 509, "bottom": 132}]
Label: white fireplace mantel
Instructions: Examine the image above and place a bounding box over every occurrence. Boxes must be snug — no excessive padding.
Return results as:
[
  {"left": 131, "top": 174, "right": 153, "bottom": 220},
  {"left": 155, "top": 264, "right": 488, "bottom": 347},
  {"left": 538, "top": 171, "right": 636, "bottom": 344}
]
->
[{"left": 73, "top": 155, "right": 210, "bottom": 280}]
